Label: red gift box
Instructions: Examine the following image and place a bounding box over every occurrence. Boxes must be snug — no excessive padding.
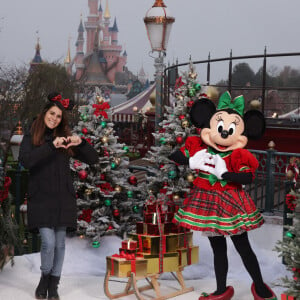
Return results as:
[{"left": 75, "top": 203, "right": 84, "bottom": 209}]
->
[
  {"left": 281, "top": 294, "right": 296, "bottom": 300},
  {"left": 119, "top": 248, "right": 137, "bottom": 256},
  {"left": 121, "top": 239, "right": 138, "bottom": 250},
  {"left": 145, "top": 204, "right": 162, "bottom": 213},
  {"left": 144, "top": 212, "right": 166, "bottom": 224},
  {"left": 136, "top": 222, "right": 145, "bottom": 234},
  {"left": 165, "top": 212, "right": 175, "bottom": 223}
]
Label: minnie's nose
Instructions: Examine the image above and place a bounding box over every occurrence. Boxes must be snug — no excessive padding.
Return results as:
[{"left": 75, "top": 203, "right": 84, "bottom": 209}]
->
[{"left": 221, "top": 130, "right": 229, "bottom": 139}]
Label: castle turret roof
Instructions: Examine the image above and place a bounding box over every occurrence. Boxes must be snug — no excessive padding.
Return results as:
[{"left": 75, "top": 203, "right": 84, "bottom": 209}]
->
[
  {"left": 104, "top": 0, "right": 110, "bottom": 19},
  {"left": 99, "top": 1, "right": 103, "bottom": 12},
  {"left": 32, "top": 38, "right": 43, "bottom": 63},
  {"left": 111, "top": 17, "right": 118, "bottom": 32},
  {"left": 123, "top": 50, "right": 127, "bottom": 56},
  {"left": 78, "top": 17, "right": 84, "bottom": 32}
]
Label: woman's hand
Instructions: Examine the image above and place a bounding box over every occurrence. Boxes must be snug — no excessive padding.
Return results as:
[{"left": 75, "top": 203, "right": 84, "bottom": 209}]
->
[
  {"left": 53, "top": 137, "right": 67, "bottom": 149},
  {"left": 66, "top": 135, "right": 82, "bottom": 148}
]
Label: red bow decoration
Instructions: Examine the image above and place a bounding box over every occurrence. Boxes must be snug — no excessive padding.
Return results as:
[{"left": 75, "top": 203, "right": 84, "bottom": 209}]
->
[
  {"left": 175, "top": 76, "right": 185, "bottom": 90},
  {"left": 286, "top": 194, "right": 297, "bottom": 211},
  {"left": 78, "top": 209, "right": 93, "bottom": 223},
  {"left": 51, "top": 95, "right": 70, "bottom": 109},
  {"left": 93, "top": 102, "right": 110, "bottom": 118}
]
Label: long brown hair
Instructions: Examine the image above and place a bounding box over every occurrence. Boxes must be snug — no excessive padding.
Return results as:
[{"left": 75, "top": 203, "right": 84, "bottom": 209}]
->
[{"left": 31, "top": 102, "right": 74, "bottom": 156}]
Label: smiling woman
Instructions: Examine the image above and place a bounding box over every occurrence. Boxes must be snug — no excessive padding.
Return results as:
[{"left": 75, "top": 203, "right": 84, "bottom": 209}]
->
[{"left": 18, "top": 92, "right": 99, "bottom": 300}]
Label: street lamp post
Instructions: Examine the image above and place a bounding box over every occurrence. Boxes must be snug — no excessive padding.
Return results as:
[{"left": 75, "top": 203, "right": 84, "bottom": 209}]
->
[{"left": 144, "top": 0, "right": 175, "bottom": 129}]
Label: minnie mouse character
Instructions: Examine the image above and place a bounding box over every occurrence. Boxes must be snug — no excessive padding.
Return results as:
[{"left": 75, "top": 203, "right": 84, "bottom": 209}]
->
[{"left": 170, "top": 91, "right": 277, "bottom": 300}]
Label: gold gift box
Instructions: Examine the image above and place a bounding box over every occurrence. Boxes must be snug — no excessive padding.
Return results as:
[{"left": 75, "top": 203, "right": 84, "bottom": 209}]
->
[
  {"left": 128, "top": 233, "right": 179, "bottom": 255},
  {"left": 143, "top": 252, "right": 179, "bottom": 274},
  {"left": 186, "top": 246, "right": 199, "bottom": 265},
  {"left": 178, "top": 232, "right": 193, "bottom": 248},
  {"left": 177, "top": 248, "right": 188, "bottom": 267},
  {"left": 106, "top": 256, "right": 148, "bottom": 278}
]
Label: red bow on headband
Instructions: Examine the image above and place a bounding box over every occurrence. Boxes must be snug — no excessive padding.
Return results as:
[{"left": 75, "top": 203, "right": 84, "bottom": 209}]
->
[
  {"left": 51, "top": 95, "right": 70, "bottom": 109},
  {"left": 92, "top": 102, "right": 110, "bottom": 118}
]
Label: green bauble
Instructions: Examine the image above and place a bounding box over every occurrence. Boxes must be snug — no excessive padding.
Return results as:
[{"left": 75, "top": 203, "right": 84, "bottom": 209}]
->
[
  {"left": 127, "top": 190, "right": 134, "bottom": 198},
  {"left": 104, "top": 199, "right": 112, "bottom": 206},
  {"left": 188, "top": 88, "right": 196, "bottom": 97},
  {"left": 123, "top": 146, "right": 129, "bottom": 153},
  {"left": 168, "top": 170, "right": 177, "bottom": 179},
  {"left": 193, "top": 83, "right": 201, "bottom": 91},
  {"left": 79, "top": 133, "right": 84, "bottom": 137},
  {"left": 159, "top": 137, "right": 167, "bottom": 144},
  {"left": 80, "top": 114, "right": 88, "bottom": 121},
  {"left": 285, "top": 231, "right": 294, "bottom": 238},
  {"left": 132, "top": 205, "right": 139, "bottom": 213},
  {"left": 92, "top": 241, "right": 100, "bottom": 248},
  {"left": 111, "top": 162, "right": 117, "bottom": 169},
  {"left": 100, "top": 121, "right": 107, "bottom": 128}
]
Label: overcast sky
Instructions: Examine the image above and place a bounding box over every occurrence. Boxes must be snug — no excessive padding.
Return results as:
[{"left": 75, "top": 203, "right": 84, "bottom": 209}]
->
[{"left": 1, "top": 0, "right": 300, "bottom": 83}]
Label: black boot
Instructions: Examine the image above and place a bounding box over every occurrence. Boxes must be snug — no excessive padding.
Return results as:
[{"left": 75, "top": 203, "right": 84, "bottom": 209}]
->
[
  {"left": 48, "top": 275, "right": 60, "bottom": 300},
  {"left": 35, "top": 273, "right": 50, "bottom": 299}
]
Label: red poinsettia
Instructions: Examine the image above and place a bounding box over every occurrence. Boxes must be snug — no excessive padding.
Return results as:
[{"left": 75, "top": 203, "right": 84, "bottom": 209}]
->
[
  {"left": 286, "top": 194, "right": 297, "bottom": 211},
  {"left": 92, "top": 102, "right": 110, "bottom": 118},
  {"left": 78, "top": 209, "right": 93, "bottom": 223},
  {"left": 0, "top": 177, "right": 12, "bottom": 203}
]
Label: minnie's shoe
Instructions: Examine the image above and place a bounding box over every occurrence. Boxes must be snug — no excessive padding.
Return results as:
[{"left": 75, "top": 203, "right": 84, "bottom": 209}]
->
[
  {"left": 251, "top": 283, "right": 277, "bottom": 300},
  {"left": 198, "top": 286, "right": 234, "bottom": 300}
]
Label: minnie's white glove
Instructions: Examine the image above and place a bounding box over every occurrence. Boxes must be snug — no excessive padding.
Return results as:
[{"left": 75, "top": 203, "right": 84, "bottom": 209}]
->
[
  {"left": 201, "top": 154, "right": 228, "bottom": 179},
  {"left": 189, "top": 149, "right": 213, "bottom": 170}
]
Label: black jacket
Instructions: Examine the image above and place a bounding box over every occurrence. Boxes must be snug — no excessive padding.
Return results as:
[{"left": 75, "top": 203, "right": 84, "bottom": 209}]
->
[{"left": 19, "top": 130, "right": 98, "bottom": 232}]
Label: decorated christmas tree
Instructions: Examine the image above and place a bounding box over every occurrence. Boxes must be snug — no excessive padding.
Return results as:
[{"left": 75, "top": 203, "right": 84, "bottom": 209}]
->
[
  {"left": 71, "top": 88, "right": 146, "bottom": 246},
  {"left": 275, "top": 183, "right": 300, "bottom": 299},
  {"left": 144, "top": 61, "right": 218, "bottom": 206},
  {"left": 0, "top": 157, "right": 19, "bottom": 269}
]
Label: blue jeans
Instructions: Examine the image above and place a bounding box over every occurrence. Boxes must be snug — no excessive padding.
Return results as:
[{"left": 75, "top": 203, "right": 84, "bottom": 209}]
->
[{"left": 39, "top": 227, "right": 66, "bottom": 277}]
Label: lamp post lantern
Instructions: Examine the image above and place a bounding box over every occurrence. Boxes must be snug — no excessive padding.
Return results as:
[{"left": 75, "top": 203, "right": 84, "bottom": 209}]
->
[{"left": 144, "top": 0, "right": 175, "bottom": 129}]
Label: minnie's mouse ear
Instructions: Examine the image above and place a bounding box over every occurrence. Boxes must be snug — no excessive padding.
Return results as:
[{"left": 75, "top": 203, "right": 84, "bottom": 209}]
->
[
  {"left": 244, "top": 110, "right": 266, "bottom": 140},
  {"left": 190, "top": 98, "right": 216, "bottom": 128},
  {"left": 47, "top": 92, "right": 60, "bottom": 101}
]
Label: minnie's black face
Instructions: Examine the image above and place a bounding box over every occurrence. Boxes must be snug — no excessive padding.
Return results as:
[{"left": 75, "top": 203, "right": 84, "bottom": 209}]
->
[{"left": 201, "top": 110, "right": 248, "bottom": 152}]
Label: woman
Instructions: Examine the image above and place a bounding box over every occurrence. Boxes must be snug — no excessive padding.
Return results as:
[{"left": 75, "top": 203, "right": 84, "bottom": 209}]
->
[{"left": 19, "top": 92, "right": 98, "bottom": 300}]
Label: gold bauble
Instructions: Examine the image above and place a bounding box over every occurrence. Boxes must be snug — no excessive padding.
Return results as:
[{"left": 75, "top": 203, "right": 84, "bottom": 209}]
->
[
  {"left": 173, "top": 194, "right": 180, "bottom": 201},
  {"left": 85, "top": 188, "right": 92, "bottom": 195},
  {"left": 102, "top": 136, "right": 108, "bottom": 143},
  {"left": 114, "top": 157, "right": 121, "bottom": 165},
  {"left": 176, "top": 94, "right": 184, "bottom": 101},
  {"left": 187, "top": 174, "right": 195, "bottom": 182},
  {"left": 115, "top": 185, "right": 122, "bottom": 192},
  {"left": 133, "top": 106, "right": 138, "bottom": 112},
  {"left": 181, "top": 119, "right": 189, "bottom": 128},
  {"left": 189, "top": 72, "right": 197, "bottom": 79}
]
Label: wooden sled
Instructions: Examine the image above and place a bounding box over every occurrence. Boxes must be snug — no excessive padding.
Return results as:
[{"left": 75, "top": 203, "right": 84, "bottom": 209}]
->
[{"left": 104, "top": 267, "right": 194, "bottom": 300}]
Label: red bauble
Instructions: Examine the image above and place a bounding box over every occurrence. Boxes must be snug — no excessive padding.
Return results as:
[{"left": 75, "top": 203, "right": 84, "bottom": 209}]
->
[
  {"left": 179, "top": 115, "right": 185, "bottom": 120},
  {"left": 159, "top": 128, "right": 166, "bottom": 133},
  {"left": 103, "top": 150, "right": 109, "bottom": 157},
  {"left": 107, "top": 225, "right": 114, "bottom": 230},
  {"left": 81, "top": 128, "right": 88, "bottom": 135},
  {"left": 159, "top": 164, "right": 165, "bottom": 169},
  {"left": 128, "top": 175, "right": 137, "bottom": 185},
  {"left": 100, "top": 174, "right": 106, "bottom": 180},
  {"left": 176, "top": 136, "right": 184, "bottom": 144},
  {"left": 187, "top": 100, "right": 194, "bottom": 107},
  {"left": 78, "top": 170, "right": 88, "bottom": 180},
  {"left": 113, "top": 209, "right": 120, "bottom": 217}
]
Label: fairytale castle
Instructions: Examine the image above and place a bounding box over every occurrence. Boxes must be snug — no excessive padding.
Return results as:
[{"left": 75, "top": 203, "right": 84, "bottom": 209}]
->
[{"left": 65, "top": 0, "right": 134, "bottom": 93}]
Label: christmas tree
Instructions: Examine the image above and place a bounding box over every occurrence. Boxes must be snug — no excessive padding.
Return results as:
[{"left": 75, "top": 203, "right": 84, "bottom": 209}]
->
[
  {"left": 0, "top": 156, "right": 19, "bottom": 269},
  {"left": 144, "top": 61, "right": 216, "bottom": 206},
  {"left": 71, "top": 88, "right": 146, "bottom": 246},
  {"left": 275, "top": 174, "right": 300, "bottom": 299}
]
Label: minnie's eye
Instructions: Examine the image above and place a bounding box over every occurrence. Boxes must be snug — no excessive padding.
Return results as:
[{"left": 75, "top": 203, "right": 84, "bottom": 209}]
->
[
  {"left": 217, "top": 121, "right": 224, "bottom": 133},
  {"left": 228, "top": 123, "right": 236, "bottom": 135}
]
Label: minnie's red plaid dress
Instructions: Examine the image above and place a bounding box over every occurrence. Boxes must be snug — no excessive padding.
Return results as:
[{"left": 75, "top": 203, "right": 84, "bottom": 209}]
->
[{"left": 173, "top": 136, "right": 264, "bottom": 236}]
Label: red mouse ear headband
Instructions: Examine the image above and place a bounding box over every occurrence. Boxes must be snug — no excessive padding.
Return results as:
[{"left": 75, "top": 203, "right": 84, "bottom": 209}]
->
[{"left": 50, "top": 94, "right": 70, "bottom": 109}]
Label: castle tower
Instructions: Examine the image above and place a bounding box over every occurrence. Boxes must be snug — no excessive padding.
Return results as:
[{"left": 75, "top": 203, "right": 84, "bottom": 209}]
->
[
  {"left": 85, "top": 0, "right": 100, "bottom": 53},
  {"left": 102, "top": 0, "right": 111, "bottom": 46},
  {"left": 64, "top": 37, "right": 72, "bottom": 75},
  {"left": 75, "top": 16, "right": 85, "bottom": 80},
  {"left": 110, "top": 17, "right": 118, "bottom": 46},
  {"left": 30, "top": 37, "right": 43, "bottom": 71}
]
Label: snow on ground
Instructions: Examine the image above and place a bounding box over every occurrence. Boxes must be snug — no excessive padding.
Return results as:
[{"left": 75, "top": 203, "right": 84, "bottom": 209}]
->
[{"left": 0, "top": 222, "right": 291, "bottom": 300}]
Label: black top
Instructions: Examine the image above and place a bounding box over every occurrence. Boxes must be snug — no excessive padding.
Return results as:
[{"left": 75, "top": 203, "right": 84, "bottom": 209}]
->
[{"left": 19, "top": 130, "right": 98, "bottom": 232}]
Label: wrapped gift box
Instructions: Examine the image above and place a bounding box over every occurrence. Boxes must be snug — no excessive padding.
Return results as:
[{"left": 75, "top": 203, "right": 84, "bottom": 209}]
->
[
  {"left": 165, "top": 212, "right": 175, "bottom": 223},
  {"left": 136, "top": 222, "right": 146, "bottom": 234},
  {"left": 178, "top": 232, "right": 193, "bottom": 248},
  {"left": 281, "top": 294, "right": 296, "bottom": 300},
  {"left": 119, "top": 248, "right": 138, "bottom": 256},
  {"left": 186, "top": 246, "right": 199, "bottom": 265},
  {"left": 145, "top": 204, "right": 162, "bottom": 213},
  {"left": 121, "top": 239, "right": 137, "bottom": 250},
  {"left": 128, "top": 233, "right": 180, "bottom": 255},
  {"left": 144, "top": 212, "right": 166, "bottom": 224},
  {"left": 106, "top": 256, "right": 147, "bottom": 278},
  {"left": 143, "top": 252, "right": 179, "bottom": 274}
]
